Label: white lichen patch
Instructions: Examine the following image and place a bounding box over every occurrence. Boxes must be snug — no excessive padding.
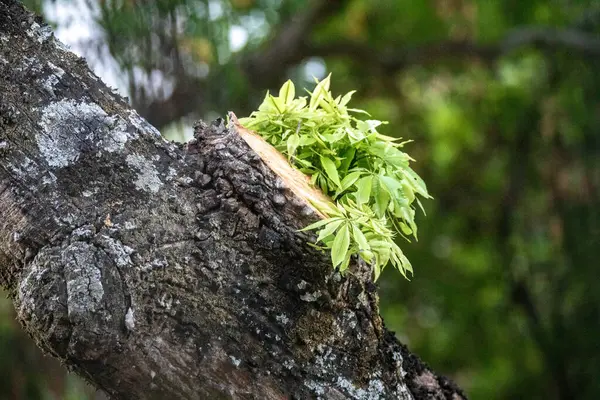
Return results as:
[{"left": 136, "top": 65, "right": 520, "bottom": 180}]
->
[
  {"left": 17, "top": 260, "right": 51, "bottom": 323},
  {"left": 101, "top": 116, "right": 133, "bottom": 153},
  {"left": 37, "top": 100, "right": 101, "bottom": 167},
  {"left": 126, "top": 154, "right": 163, "bottom": 193},
  {"left": 9, "top": 156, "right": 39, "bottom": 179},
  {"left": 128, "top": 110, "right": 161, "bottom": 137},
  {"left": 42, "top": 74, "right": 60, "bottom": 97},
  {"left": 27, "top": 22, "right": 53, "bottom": 44},
  {"left": 300, "top": 290, "right": 322, "bottom": 302},
  {"left": 124, "top": 221, "right": 137, "bottom": 230},
  {"left": 276, "top": 313, "right": 290, "bottom": 325},
  {"left": 37, "top": 99, "right": 138, "bottom": 167},
  {"left": 64, "top": 243, "right": 105, "bottom": 319},
  {"left": 334, "top": 376, "right": 388, "bottom": 400},
  {"left": 98, "top": 235, "right": 134, "bottom": 267},
  {"left": 42, "top": 62, "right": 66, "bottom": 97},
  {"left": 304, "top": 380, "right": 326, "bottom": 396},
  {"left": 47, "top": 62, "right": 65, "bottom": 78},
  {"left": 166, "top": 167, "right": 177, "bottom": 181},
  {"left": 297, "top": 280, "right": 308, "bottom": 290},
  {"left": 41, "top": 171, "right": 57, "bottom": 185},
  {"left": 125, "top": 307, "right": 135, "bottom": 331}
]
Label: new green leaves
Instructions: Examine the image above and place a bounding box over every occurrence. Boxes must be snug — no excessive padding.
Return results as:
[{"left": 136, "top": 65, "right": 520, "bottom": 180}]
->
[{"left": 240, "top": 75, "right": 431, "bottom": 280}]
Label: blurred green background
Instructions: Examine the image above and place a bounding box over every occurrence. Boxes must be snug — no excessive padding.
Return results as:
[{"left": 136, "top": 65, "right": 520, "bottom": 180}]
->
[{"left": 3, "top": 0, "right": 600, "bottom": 398}]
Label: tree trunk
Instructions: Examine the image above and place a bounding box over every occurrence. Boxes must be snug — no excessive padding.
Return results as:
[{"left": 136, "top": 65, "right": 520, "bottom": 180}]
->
[{"left": 0, "top": 1, "right": 466, "bottom": 399}]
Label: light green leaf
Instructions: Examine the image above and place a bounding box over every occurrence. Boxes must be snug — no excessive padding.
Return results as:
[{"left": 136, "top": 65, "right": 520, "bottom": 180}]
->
[
  {"left": 287, "top": 133, "right": 300, "bottom": 158},
  {"left": 399, "top": 221, "right": 413, "bottom": 236},
  {"left": 373, "top": 179, "right": 390, "bottom": 217},
  {"left": 316, "top": 218, "right": 345, "bottom": 242},
  {"left": 373, "top": 264, "right": 382, "bottom": 281},
  {"left": 401, "top": 167, "right": 430, "bottom": 198},
  {"left": 355, "top": 175, "right": 372, "bottom": 204},
  {"left": 402, "top": 180, "right": 415, "bottom": 203},
  {"left": 346, "top": 127, "right": 365, "bottom": 143},
  {"left": 379, "top": 175, "right": 403, "bottom": 195},
  {"left": 339, "top": 147, "right": 356, "bottom": 175},
  {"left": 310, "top": 172, "right": 319, "bottom": 185},
  {"left": 269, "top": 94, "right": 284, "bottom": 113},
  {"left": 331, "top": 223, "right": 350, "bottom": 268},
  {"left": 352, "top": 224, "right": 370, "bottom": 252},
  {"left": 339, "top": 90, "right": 356, "bottom": 107},
  {"left": 357, "top": 119, "right": 384, "bottom": 133},
  {"left": 320, "top": 156, "right": 341, "bottom": 188},
  {"left": 339, "top": 171, "right": 363, "bottom": 192},
  {"left": 257, "top": 91, "right": 276, "bottom": 112},
  {"left": 298, "top": 218, "right": 332, "bottom": 232},
  {"left": 309, "top": 199, "right": 343, "bottom": 217},
  {"left": 298, "top": 135, "right": 317, "bottom": 146},
  {"left": 339, "top": 252, "right": 352, "bottom": 273},
  {"left": 279, "top": 80, "right": 295, "bottom": 105},
  {"left": 309, "top": 74, "right": 331, "bottom": 111}
]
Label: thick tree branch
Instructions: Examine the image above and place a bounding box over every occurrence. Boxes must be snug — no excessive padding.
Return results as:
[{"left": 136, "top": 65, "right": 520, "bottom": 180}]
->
[{"left": 0, "top": 1, "right": 465, "bottom": 399}]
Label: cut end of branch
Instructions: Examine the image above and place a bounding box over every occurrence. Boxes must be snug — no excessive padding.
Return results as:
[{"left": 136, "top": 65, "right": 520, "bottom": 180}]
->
[{"left": 228, "top": 111, "right": 331, "bottom": 219}]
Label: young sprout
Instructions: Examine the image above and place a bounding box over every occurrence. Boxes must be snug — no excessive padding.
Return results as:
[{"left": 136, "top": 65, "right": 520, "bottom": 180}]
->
[{"left": 239, "top": 75, "right": 431, "bottom": 280}]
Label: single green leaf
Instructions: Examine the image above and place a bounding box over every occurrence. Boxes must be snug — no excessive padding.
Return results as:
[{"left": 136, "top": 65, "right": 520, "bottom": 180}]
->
[
  {"left": 352, "top": 224, "right": 370, "bottom": 252},
  {"left": 379, "top": 175, "right": 403, "bottom": 195},
  {"left": 287, "top": 133, "right": 300, "bottom": 158},
  {"left": 399, "top": 221, "right": 413, "bottom": 236},
  {"left": 308, "top": 199, "right": 343, "bottom": 217},
  {"left": 298, "top": 218, "right": 332, "bottom": 232},
  {"left": 373, "top": 178, "right": 390, "bottom": 217},
  {"left": 308, "top": 74, "right": 331, "bottom": 111},
  {"left": 373, "top": 264, "right": 382, "bottom": 281},
  {"left": 279, "top": 80, "right": 295, "bottom": 105},
  {"left": 269, "top": 94, "right": 284, "bottom": 113},
  {"left": 316, "top": 218, "right": 345, "bottom": 243},
  {"left": 346, "top": 127, "right": 365, "bottom": 143},
  {"left": 331, "top": 223, "right": 350, "bottom": 268},
  {"left": 298, "top": 135, "right": 316, "bottom": 146},
  {"left": 320, "top": 155, "right": 341, "bottom": 188},
  {"left": 355, "top": 175, "right": 372, "bottom": 204},
  {"left": 339, "top": 252, "right": 352, "bottom": 273},
  {"left": 401, "top": 167, "right": 430, "bottom": 198},
  {"left": 339, "top": 90, "right": 356, "bottom": 107},
  {"left": 310, "top": 172, "right": 319, "bottom": 185},
  {"left": 339, "top": 147, "right": 356, "bottom": 175},
  {"left": 339, "top": 171, "right": 363, "bottom": 192},
  {"left": 402, "top": 180, "right": 415, "bottom": 203}
]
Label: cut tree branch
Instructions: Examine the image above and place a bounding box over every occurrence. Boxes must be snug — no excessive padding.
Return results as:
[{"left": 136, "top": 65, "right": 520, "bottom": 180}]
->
[{"left": 0, "top": 1, "right": 464, "bottom": 399}]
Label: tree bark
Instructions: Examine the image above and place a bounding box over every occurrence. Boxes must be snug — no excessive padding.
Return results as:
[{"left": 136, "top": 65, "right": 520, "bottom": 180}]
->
[{"left": 0, "top": 1, "right": 466, "bottom": 399}]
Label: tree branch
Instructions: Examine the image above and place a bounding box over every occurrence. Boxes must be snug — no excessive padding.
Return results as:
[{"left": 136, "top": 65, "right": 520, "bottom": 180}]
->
[
  {"left": 0, "top": 1, "right": 465, "bottom": 398},
  {"left": 244, "top": 26, "right": 600, "bottom": 82},
  {"left": 240, "top": 0, "right": 351, "bottom": 89}
]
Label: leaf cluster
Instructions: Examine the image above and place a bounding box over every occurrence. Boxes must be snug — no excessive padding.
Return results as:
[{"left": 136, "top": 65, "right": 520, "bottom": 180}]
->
[{"left": 239, "top": 75, "right": 431, "bottom": 279}]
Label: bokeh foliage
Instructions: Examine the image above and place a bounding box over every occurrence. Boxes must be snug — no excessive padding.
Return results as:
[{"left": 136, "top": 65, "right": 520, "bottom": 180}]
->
[{"left": 7, "top": 0, "right": 600, "bottom": 398}]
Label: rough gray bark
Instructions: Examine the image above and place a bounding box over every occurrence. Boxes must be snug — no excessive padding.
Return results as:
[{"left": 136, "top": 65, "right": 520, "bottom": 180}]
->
[{"left": 0, "top": 1, "right": 466, "bottom": 399}]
